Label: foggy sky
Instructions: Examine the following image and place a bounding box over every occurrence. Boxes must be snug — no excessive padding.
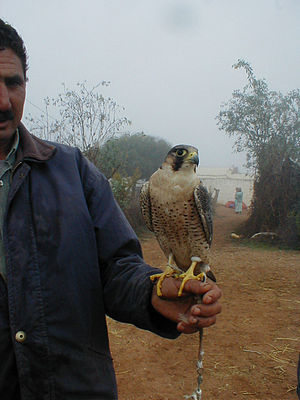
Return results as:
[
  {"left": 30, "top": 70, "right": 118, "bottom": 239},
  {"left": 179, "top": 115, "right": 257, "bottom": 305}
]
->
[{"left": 1, "top": 0, "right": 300, "bottom": 170}]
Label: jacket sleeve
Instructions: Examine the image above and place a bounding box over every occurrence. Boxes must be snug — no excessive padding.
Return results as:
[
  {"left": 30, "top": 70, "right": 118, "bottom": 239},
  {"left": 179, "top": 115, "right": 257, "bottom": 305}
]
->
[{"left": 77, "top": 151, "right": 180, "bottom": 339}]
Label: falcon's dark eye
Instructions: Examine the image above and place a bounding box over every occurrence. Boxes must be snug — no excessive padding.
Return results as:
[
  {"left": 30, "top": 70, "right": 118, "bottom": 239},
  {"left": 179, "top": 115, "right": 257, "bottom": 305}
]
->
[{"left": 175, "top": 149, "right": 187, "bottom": 157}]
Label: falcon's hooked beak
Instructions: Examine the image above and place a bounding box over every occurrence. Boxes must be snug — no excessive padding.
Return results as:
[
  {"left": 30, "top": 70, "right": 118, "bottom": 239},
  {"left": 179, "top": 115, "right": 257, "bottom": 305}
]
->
[{"left": 186, "top": 151, "right": 199, "bottom": 166}]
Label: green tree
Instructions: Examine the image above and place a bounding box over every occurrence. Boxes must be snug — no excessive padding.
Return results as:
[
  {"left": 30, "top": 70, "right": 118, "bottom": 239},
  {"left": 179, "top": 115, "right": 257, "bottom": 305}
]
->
[
  {"left": 217, "top": 60, "right": 300, "bottom": 172},
  {"left": 94, "top": 133, "right": 172, "bottom": 179},
  {"left": 217, "top": 60, "right": 300, "bottom": 244},
  {"left": 90, "top": 133, "right": 172, "bottom": 232}
]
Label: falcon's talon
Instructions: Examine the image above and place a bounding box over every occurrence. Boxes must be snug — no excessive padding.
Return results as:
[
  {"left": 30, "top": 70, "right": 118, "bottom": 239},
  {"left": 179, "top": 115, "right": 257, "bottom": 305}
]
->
[
  {"left": 150, "top": 265, "right": 177, "bottom": 297},
  {"left": 149, "top": 274, "right": 162, "bottom": 282},
  {"left": 178, "top": 272, "right": 205, "bottom": 297},
  {"left": 177, "top": 261, "right": 206, "bottom": 297}
]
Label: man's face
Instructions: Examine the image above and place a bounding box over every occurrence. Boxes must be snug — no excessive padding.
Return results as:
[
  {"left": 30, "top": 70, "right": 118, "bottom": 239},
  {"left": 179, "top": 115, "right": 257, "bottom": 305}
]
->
[{"left": 0, "top": 48, "right": 26, "bottom": 146}]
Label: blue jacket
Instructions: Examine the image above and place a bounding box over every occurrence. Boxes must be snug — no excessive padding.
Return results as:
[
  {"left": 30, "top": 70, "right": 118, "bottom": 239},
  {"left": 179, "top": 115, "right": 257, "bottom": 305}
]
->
[{"left": 0, "top": 124, "right": 178, "bottom": 400}]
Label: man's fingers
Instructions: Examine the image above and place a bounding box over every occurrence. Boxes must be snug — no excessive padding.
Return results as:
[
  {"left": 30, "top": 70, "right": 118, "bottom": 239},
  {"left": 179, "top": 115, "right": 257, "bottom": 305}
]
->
[
  {"left": 191, "top": 302, "right": 222, "bottom": 318},
  {"left": 179, "top": 279, "right": 211, "bottom": 295},
  {"left": 177, "top": 315, "right": 217, "bottom": 333},
  {"left": 177, "top": 301, "right": 222, "bottom": 333},
  {"left": 177, "top": 321, "right": 199, "bottom": 334},
  {"left": 187, "top": 308, "right": 219, "bottom": 326},
  {"left": 158, "top": 276, "right": 222, "bottom": 304},
  {"left": 180, "top": 279, "right": 222, "bottom": 299},
  {"left": 202, "top": 287, "right": 222, "bottom": 304},
  {"left": 152, "top": 275, "right": 222, "bottom": 334},
  {"left": 195, "top": 316, "right": 217, "bottom": 328}
]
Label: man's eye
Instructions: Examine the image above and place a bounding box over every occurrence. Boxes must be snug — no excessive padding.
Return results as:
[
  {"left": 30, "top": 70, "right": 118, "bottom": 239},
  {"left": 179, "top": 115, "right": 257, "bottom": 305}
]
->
[{"left": 6, "top": 77, "right": 24, "bottom": 87}]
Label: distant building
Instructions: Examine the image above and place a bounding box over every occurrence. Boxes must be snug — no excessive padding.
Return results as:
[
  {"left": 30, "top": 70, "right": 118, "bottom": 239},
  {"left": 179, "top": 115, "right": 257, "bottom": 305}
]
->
[{"left": 197, "top": 167, "right": 254, "bottom": 206}]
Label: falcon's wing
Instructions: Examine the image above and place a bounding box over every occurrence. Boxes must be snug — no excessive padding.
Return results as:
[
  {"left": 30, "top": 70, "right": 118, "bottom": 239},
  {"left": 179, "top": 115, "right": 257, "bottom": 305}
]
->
[
  {"left": 194, "top": 184, "right": 213, "bottom": 246},
  {"left": 139, "top": 181, "right": 154, "bottom": 232}
]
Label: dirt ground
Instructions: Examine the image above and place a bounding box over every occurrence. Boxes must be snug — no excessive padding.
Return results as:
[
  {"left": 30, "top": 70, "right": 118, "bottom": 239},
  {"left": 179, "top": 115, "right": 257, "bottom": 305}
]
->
[{"left": 108, "top": 205, "right": 300, "bottom": 400}]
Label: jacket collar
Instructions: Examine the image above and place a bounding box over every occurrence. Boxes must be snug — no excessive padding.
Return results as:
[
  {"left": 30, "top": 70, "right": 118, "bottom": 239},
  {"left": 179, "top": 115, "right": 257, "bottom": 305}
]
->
[{"left": 16, "top": 123, "right": 56, "bottom": 165}]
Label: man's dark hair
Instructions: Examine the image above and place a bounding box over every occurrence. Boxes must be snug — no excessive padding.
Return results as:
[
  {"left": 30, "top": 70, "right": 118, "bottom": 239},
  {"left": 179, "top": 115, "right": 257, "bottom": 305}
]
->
[{"left": 0, "top": 19, "right": 28, "bottom": 80}]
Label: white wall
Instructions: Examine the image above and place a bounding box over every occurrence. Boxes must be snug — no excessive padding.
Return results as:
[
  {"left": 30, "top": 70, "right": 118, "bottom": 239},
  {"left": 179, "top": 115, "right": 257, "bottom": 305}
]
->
[
  {"left": 197, "top": 167, "right": 254, "bottom": 206},
  {"left": 201, "top": 177, "right": 253, "bottom": 205}
]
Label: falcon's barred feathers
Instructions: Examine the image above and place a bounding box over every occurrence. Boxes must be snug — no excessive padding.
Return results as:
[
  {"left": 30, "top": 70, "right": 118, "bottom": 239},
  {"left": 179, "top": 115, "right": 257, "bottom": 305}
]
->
[
  {"left": 194, "top": 185, "right": 213, "bottom": 247},
  {"left": 140, "top": 181, "right": 153, "bottom": 232},
  {"left": 140, "top": 144, "right": 213, "bottom": 273}
]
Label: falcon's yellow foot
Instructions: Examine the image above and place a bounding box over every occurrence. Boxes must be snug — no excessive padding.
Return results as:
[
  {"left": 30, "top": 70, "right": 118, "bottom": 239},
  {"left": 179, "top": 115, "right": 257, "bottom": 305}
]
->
[
  {"left": 178, "top": 260, "right": 206, "bottom": 297},
  {"left": 150, "top": 265, "right": 178, "bottom": 297}
]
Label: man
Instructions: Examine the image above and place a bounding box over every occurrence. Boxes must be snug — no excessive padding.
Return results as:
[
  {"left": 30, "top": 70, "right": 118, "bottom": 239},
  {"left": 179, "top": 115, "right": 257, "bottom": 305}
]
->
[{"left": 0, "top": 19, "right": 221, "bottom": 399}]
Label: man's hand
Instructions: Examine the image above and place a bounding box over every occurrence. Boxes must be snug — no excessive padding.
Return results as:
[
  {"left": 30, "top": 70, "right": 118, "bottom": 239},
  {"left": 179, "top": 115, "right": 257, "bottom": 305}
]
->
[{"left": 151, "top": 277, "right": 222, "bottom": 334}]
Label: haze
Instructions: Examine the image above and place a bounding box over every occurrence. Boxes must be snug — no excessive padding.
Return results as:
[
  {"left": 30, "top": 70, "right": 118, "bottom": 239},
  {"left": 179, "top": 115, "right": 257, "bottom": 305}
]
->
[{"left": 1, "top": 0, "right": 300, "bottom": 169}]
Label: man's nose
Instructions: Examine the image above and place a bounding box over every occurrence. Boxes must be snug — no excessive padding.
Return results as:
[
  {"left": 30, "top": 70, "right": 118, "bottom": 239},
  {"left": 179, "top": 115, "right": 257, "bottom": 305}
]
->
[{"left": 0, "top": 83, "right": 11, "bottom": 111}]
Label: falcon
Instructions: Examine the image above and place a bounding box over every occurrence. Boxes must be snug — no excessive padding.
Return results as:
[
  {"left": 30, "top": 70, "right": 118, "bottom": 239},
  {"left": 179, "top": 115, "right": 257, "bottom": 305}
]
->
[
  {"left": 140, "top": 144, "right": 214, "bottom": 296},
  {"left": 140, "top": 144, "right": 215, "bottom": 399}
]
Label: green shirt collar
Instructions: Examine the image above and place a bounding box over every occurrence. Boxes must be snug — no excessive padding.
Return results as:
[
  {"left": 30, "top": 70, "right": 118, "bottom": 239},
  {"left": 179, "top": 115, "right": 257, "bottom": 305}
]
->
[{"left": 5, "top": 130, "right": 19, "bottom": 167}]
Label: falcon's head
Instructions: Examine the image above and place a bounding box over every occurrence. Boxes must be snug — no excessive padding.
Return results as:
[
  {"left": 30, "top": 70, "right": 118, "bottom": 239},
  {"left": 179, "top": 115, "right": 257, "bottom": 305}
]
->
[{"left": 164, "top": 144, "right": 199, "bottom": 172}]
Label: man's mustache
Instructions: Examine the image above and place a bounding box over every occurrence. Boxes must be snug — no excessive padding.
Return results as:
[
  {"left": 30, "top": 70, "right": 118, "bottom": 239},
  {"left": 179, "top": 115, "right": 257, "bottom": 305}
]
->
[{"left": 0, "top": 110, "right": 14, "bottom": 122}]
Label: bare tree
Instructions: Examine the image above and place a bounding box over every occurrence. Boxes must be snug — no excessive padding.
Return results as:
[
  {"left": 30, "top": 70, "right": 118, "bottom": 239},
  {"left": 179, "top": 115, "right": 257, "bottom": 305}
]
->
[{"left": 26, "top": 81, "right": 131, "bottom": 163}]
